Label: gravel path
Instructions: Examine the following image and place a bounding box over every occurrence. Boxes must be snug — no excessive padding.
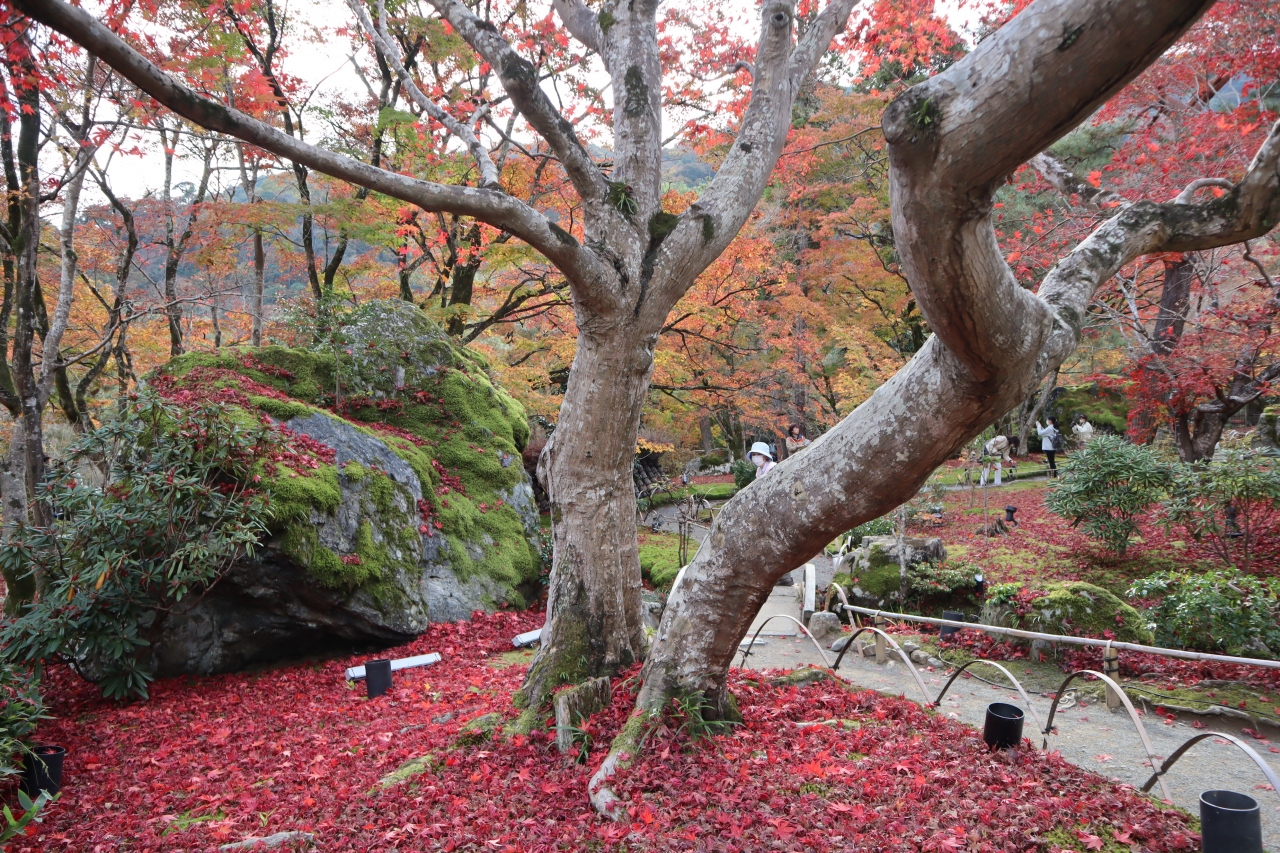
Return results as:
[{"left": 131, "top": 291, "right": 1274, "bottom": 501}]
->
[{"left": 742, "top": 632, "right": 1280, "bottom": 849}]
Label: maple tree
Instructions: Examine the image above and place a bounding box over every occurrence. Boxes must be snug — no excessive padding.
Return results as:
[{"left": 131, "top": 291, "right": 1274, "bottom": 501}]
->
[{"left": 16, "top": 0, "right": 1280, "bottom": 819}]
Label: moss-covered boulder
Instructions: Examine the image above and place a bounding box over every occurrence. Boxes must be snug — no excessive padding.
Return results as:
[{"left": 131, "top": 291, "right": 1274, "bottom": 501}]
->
[
  {"left": 146, "top": 300, "right": 541, "bottom": 675},
  {"left": 982, "top": 581, "right": 1153, "bottom": 644},
  {"left": 1256, "top": 405, "right": 1279, "bottom": 451},
  {"left": 1050, "top": 383, "right": 1131, "bottom": 434},
  {"left": 836, "top": 535, "right": 947, "bottom": 605}
]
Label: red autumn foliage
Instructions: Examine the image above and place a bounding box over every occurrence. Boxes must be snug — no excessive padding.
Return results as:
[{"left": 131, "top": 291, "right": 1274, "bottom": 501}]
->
[
  {"left": 14, "top": 610, "right": 1201, "bottom": 851},
  {"left": 930, "top": 482, "right": 1280, "bottom": 579}
]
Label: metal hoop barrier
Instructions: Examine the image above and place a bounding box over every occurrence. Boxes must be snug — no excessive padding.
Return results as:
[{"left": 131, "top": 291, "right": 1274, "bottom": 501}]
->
[
  {"left": 824, "top": 583, "right": 852, "bottom": 620},
  {"left": 739, "top": 615, "right": 834, "bottom": 670},
  {"left": 1042, "top": 670, "right": 1172, "bottom": 802},
  {"left": 931, "top": 659, "right": 1045, "bottom": 738},
  {"left": 1140, "top": 731, "right": 1280, "bottom": 801},
  {"left": 828, "top": 626, "right": 934, "bottom": 706}
]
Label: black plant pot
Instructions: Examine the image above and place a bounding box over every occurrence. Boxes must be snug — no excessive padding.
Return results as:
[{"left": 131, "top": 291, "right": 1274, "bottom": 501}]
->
[
  {"left": 20, "top": 745, "right": 65, "bottom": 798},
  {"left": 1201, "top": 790, "right": 1262, "bottom": 853},
  {"left": 983, "top": 702, "right": 1024, "bottom": 750},
  {"left": 940, "top": 610, "right": 965, "bottom": 638},
  {"left": 366, "top": 659, "right": 392, "bottom": 699}
]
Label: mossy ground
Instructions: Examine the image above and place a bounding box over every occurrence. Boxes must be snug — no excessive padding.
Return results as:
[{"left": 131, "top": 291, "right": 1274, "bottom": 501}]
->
[
  {"left": 638, "top": 530, "right": 683, "bottom": 591},
  {"left": 151, "top": 302, "right": 539, "bottom": 600}
]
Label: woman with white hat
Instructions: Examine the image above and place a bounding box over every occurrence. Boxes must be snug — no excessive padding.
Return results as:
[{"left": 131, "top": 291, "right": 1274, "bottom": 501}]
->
[{"left": 748, "top": 441, "right": 776, "bottom": 476}]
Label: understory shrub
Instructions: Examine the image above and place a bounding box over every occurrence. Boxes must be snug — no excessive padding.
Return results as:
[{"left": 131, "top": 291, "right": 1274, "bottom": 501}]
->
[
  {"left": 1129, "top": 569, "right": 1280, "bottom": 656},
  {"left": 730, "top": 457, "right": 756, "bottom": 490},
  {"left": 0, "top": 393, "right": 273, "bottom": 699},
  {"left": 983, "top": 581, "right": 1153, "bottom": 644},
  {"left": 0, "top": 661, "right": 51, "bottom": 841},
  {"left": 904, "top": 560, "right": 983, "bottom": 612},
  {"left": 1044, "top": 435, "right": 1170, "bottom": 555},
  {"left": 1160, "top": 450, "right": 1280, "bottom": 572}
]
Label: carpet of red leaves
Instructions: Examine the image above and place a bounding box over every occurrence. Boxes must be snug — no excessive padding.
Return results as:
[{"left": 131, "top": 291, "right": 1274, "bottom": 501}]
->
[
  {"left": 15, "top": 610, "right": 1201, "bottom": 852},
  {"left": 926, "top": 482, "right": 1280, "bottom": 582},
  {"left": 688, "top": 474, "right": 734, "bottom": 486}
]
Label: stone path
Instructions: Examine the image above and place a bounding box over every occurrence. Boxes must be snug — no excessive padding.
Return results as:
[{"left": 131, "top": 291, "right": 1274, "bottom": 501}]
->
[{"left": 742, "top": 588, "right": 1280, "bottom": 851}]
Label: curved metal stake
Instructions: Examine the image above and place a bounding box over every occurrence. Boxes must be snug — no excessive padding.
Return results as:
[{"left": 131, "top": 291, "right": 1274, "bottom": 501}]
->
[
  {"left": 828, "top": 626, "right": 934, "bottom": 707},
  {"left": 1141, "top": 731, "right": 1280, "bottom": 801},
  {"left": 931, "top": 658, "right": 1045, "bottom": 740},
  {"left": 824, "top": 584, "right": 851, "bottom": 622},
  {"left": 1042, "top": 670, "right": 1171, "bottom": 802},
  {"left": 739, "top": 614, "right": 833, "bottom": 669}
]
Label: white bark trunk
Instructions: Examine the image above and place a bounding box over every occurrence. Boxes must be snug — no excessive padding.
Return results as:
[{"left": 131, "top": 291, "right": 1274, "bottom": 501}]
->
[{"left": 518, "top": 323, "right": 657, "bottom": 706}]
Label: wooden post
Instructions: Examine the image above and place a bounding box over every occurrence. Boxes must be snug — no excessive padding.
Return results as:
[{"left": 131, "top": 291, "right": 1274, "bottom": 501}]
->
[
  {"left": 874, "top": 613, "right": 887, "bottom": 665},
  {"left": 1103, "top": 646, "right": 1122, "bottom": 712}
]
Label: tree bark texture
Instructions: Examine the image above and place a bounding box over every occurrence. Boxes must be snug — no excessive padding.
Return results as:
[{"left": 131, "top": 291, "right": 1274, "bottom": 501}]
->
[
  {"left": 520, "top": 324, "right": 657, "bottom": 704},
  {"left": 633, "top": 0, "right": 1279, "bottom": 722}
]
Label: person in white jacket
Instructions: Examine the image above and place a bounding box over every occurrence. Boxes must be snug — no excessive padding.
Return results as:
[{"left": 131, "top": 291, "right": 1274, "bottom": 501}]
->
[
  {"left": 1036, "top": 418, "right": 1062, "bottom": 477},
  {"left": 1072, "top": 415, "right": 1095, "bottom": 445},
  {"left": 980, "top": 435, "right": 1019, "bottom": 486}
]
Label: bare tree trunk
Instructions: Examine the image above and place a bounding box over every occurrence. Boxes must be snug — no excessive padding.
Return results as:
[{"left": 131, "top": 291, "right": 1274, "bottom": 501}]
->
[
  {"left": 608, "top": 5, "right": 1243, "bottom": 806},
  {"left": 698, "top": 415, "right": 714, "bottom": 452},
  {"left": 1016, "top": 369, "right": 1058, "bottom": 456},
  {"left": 519, "top": 324, "right": 655, "bottom": 710},
  {"left": 1153, "top": 257, "right": 1194, "bottom": 354},
  {"left": 251, "top": 230, "right": 265, "bottom": 345}
]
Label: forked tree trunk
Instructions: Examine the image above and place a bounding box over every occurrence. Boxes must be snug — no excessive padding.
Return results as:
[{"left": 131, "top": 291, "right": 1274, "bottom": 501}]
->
[{"left": 518, "top": 322, "right": 657, "bottom": 709}]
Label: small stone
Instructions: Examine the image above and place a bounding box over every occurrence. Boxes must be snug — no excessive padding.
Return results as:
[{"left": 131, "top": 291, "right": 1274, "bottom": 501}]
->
[
  {"left": 219, "top": 831, "right": 314, "bottom": 851},
  {"left": 901, "top": 642, "right": 920, "bottom": 654},
  {"left": 910, "top": 650, "right": 930, "bottom": 665},
  {"left": 862, "top": 644, "right": 876, "bottom": 658},
  {"left": 806, "top": 612, "right": 842, "bottom": 643},
  {"left": 431, "top": 711, "right": 455, "bottom": 724},
  {"left": 927, "top": 657, "right": 945, "bottom": 667}
]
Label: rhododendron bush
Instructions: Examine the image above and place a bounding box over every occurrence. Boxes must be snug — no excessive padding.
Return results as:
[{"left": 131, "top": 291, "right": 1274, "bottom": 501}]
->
[{"left": 10, "top": 610, "right": 1202, "bottom": 852}]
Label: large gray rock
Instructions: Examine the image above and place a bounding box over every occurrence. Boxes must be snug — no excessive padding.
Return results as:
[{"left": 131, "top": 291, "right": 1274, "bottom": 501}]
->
[
  {"left": 147, "top": 300, "right": 541, "bottom": 676},
  {"left": 806, "top": 611, "right": 843, "bottom": 644}
]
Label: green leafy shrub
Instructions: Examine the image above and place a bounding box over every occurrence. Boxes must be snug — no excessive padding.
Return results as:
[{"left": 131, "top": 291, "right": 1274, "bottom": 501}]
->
[
  {"left": 1161, "top": 450, "right": 1280, "bottom": 572},
  {"left": 905, "top": 560, "right": 982, "bottom": 608},
  {"left": 0, "top": 661, "right": 51, "bottom": 840},
  {"left": 730, "top": 458, "right": 756, "bottom": 490},
  {"left": 1129, "top": 569, "right": 1280, "bottom": 656},
  {"left": 0, "top": 661, "right": 45, "bottom": 781},
  {"left": 1045, "top": 435, "right": 1170, "bottom": 554},
  {"left": 698, "top": 451, "right": 728, "bottom": 469},
  {"left": 983, "top": 581, "right": 1153, "bottom": 644},
  {"left": 0, "top": 393, "right": 273, "bottom": 699}
]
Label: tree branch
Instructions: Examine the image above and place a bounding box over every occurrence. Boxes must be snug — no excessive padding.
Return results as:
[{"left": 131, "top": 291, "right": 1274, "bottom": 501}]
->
[
  {"left": 424, "top": 0, "right": 607, "bottom": 205},
  {"left": 16, "top": 0, "right": 624, "bottom": 316},
  {"left": 646, "top": 0, "right": 858, "bottom": 313},
  {"left": 551, "top": 0, "right": 603, "bottom": 55},
  {"left": 346, "top": 0, "right": 501, "bottom": 188},
  {"left": 883, "top": 0, "right": 1217, "bottom": 383}
]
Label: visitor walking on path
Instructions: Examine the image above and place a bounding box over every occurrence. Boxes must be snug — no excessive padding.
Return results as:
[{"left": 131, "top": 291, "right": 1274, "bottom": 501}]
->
[
  {"left": 785, "top": 424, "right": 810, "bottom": 456},
  {"left": 1072, "top": 415, "right": 1094, "bottom": 445},
  {"left": 1036, "top": 418, "right": 1063, "bottom": 477},
  {"left": 748, "top": 442, "right": 776, "bottom": 476},
  {"left": 979, "top": 435, "right": 1018, "bottom": 486}
]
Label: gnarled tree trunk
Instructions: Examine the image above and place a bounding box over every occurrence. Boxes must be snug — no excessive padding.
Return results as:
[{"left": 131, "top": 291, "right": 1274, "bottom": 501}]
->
[
  {"left": 593, "top": 0, "right": 1280, "bottom": 816},
  {"left": 519, "top": 323, "right": 657, "bottom": 706}
]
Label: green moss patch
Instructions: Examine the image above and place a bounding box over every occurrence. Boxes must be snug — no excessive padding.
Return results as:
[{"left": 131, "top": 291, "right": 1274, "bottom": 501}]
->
[
  {"left": 150, "top": 300, "right": 540, "bottom": 604},
  {"left": 639, "top": 530, "right": 683, "bottom": 591},
  {"left": 987, "top": 581, "right": 1153, "bottom": 644}
]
